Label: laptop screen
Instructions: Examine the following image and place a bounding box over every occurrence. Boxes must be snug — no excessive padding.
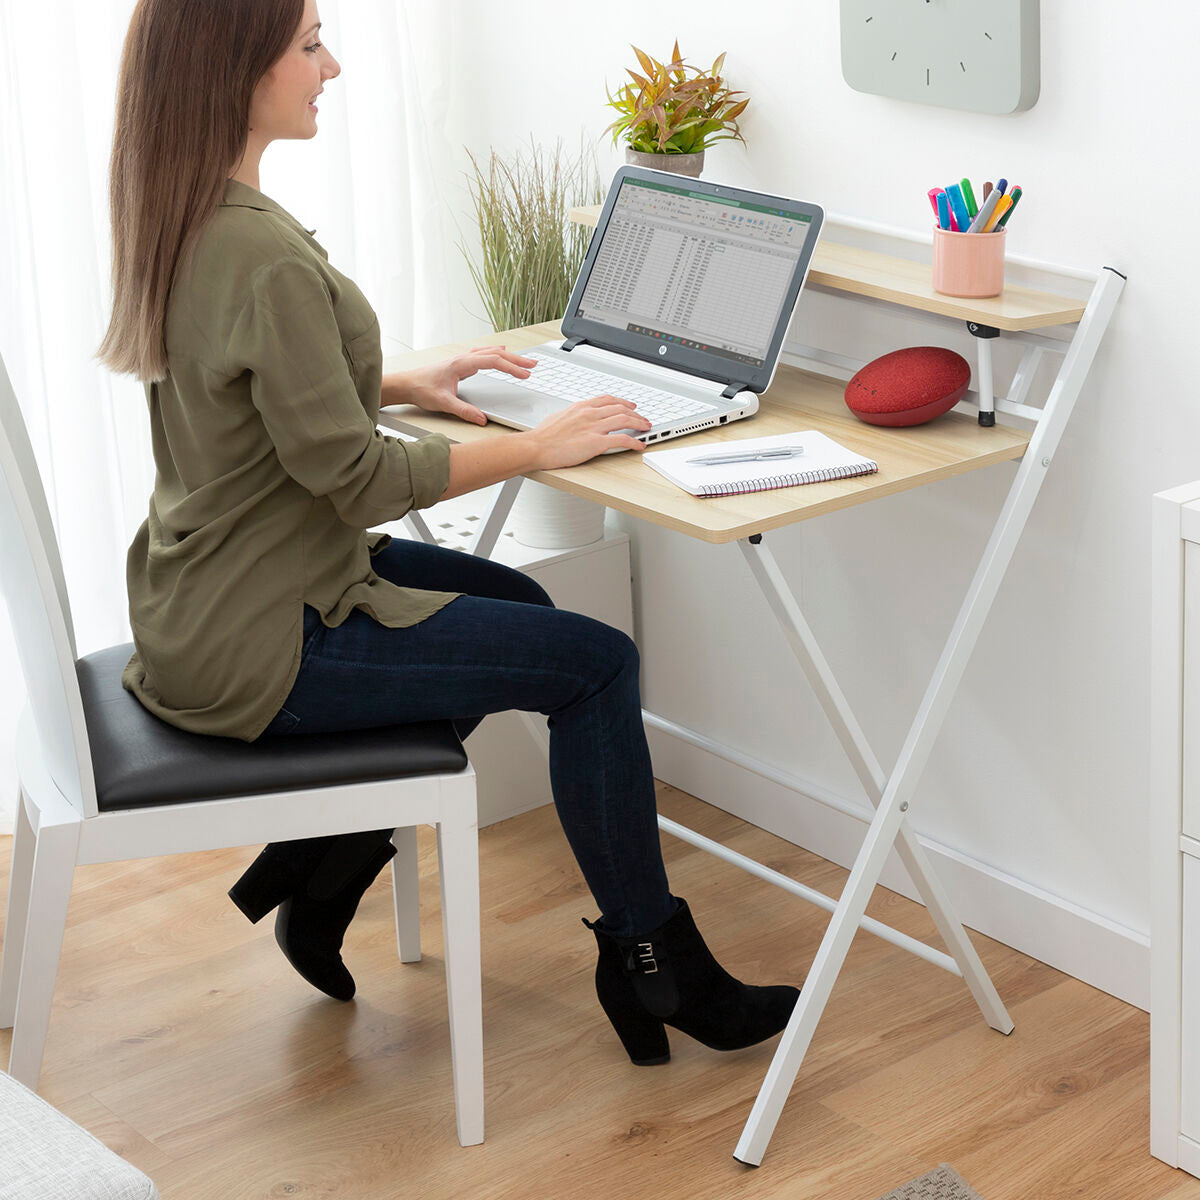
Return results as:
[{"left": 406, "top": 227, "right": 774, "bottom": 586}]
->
[{"left": 562, "top": 169, "right": 823, "bottom": 394}]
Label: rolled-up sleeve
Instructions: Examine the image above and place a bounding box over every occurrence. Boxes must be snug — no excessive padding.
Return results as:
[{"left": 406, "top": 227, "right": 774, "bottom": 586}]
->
[{"left": 227, "top": 257, "right": 451, "bottom": 525}]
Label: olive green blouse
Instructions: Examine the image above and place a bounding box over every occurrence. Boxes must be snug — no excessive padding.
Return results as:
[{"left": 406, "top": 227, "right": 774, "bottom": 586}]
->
[{"left": 122, "top": 178, "right": 457, "bottom": 741}]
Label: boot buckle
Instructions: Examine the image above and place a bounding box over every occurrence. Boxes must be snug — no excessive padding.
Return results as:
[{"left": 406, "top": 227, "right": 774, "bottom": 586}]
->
[{"left": 626, "top": 941, "right": 659, "bottom": 975}]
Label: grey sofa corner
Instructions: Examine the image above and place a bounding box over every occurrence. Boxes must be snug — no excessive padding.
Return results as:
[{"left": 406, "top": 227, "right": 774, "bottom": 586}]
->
[{"left": 0, "top": 1069, "right": 159, "bottom": 1200}]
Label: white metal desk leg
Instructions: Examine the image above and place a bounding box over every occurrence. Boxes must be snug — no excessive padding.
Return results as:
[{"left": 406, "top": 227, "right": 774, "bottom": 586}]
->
[
  {"left": 403, "top": 477, "right": 523, "bottom": 558},
  {"left": 738, "top": 538, "right": 1012, "bottom": 1035},
  {"left": 468, "top": 477, "right": 523, "bottom": 559},
  {"left": 735, "top": 266, "right": 1125, "bottom": 1166},
  {"left": 517, "top": 711, "right": 550, "bottom": 755},
  {"left": 404, "top": 510, "right": 437, "bottom": 545},
  {"left": 734, "top": 773, "right": 917, "bottom": 1166}
]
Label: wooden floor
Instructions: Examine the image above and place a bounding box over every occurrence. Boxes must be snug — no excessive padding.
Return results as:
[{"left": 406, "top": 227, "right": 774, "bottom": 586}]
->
[{"left": 2, "top": 785, "right": 1198, "bottom": 1200}]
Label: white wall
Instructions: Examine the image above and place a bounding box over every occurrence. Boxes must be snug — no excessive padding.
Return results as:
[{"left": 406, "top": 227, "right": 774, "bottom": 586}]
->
[{"left": 433, "top": 0, "right": 1198, "bottom": 1006}]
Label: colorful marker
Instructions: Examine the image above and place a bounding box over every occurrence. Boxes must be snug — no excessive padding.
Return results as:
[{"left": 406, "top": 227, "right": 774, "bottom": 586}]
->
[
  {"left": 960, "top": 177, "right": 979, "bottom": 218},
  {"left": 936, "top": 190, "right": 952, "bottom": 231},
  {"left": 996, "top": 185, "right": 1023, "bottom": 228},
  {"left": 984, "top": 194, "right": 1013, "bottom": 232},
  {"left": 945, "top": 183, "right": 972, "bottom": 234},
  {"left": 967, "top": 186, "right": 1003, "bottom": 233},
  {"left": 929, "top": 178, "right": 1024, "bottom": 234}
]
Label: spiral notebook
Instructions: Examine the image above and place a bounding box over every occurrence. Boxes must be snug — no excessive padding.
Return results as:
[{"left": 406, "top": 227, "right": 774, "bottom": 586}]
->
[{"left": 643, "top": 431, "right": 879, "bottom": 497}]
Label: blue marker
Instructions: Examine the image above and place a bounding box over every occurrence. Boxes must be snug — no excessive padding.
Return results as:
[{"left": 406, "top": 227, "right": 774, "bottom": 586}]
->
[
  {"left": 936, "top": 190, "right": 952, "bottom": 231},
  {"left": 995, "top": 177, "right": 1008, "bottom": 196},
  {"left": 945, "top": 183, "right": 972, "bottom": 234}
]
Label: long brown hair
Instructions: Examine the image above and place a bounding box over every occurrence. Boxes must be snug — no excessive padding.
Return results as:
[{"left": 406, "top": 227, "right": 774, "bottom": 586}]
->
[{"left": 97, "top": 0, "right": 304, "bottom": 382}]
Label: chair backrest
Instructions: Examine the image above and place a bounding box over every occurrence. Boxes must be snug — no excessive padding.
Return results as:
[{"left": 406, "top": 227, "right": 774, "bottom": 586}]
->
[{"left": 0, "top": 350, "right": 97, "bottom": 817}]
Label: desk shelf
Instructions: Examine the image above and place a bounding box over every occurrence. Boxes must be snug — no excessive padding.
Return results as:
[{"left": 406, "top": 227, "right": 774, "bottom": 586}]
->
[{"left": 568, "top": 203, "right": 1087, "bottom": 332}]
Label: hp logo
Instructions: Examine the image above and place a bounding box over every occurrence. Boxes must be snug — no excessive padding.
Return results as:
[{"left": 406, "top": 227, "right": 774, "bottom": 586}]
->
[{"left": 658, "top": 345, "right": 667, "bottom": 356}]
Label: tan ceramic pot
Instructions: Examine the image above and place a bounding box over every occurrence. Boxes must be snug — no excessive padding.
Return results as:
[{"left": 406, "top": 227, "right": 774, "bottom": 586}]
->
[{"left": 624, "top": 148, "right": 705, "bottom": 178}]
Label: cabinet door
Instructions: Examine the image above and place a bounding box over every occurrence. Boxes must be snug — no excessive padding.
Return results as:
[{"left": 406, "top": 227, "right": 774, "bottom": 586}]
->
[
  {"left": 1183, "top": 544, "right": 1200, "bottom": 839},
  {"left": 1183, "top": 854, "right": 1200, "bottom": 1141}
]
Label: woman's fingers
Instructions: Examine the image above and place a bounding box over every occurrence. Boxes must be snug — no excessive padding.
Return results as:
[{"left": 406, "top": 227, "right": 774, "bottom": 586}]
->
[
  {"left": 578, "top": 398, "right": 651, "bottom": 430},
  {"left": 446, "top": 398, "right": 488, "bottom": 426},
  {"left": 611, "top": 435, "right": 649, "bottom": 452},
  {"left": 466, "top": 347, "right": 537, "bottom": 372},
  {"left": 593, "top": 411, "right": 651, "bottom": 433},
  {"left": 574, "top": 396, "right": 639, "bottom": 415},
  {"left": 466, "top": 353, "right": 533, "bottom": 380}
]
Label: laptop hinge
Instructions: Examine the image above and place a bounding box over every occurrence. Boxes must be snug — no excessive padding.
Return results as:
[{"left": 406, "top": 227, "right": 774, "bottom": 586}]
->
[
  {"left": 721, "top": 381, "right": 747, "bottom": 399},
  {"left": 561, "top": 336, "right": 586, "bottom": 352}
]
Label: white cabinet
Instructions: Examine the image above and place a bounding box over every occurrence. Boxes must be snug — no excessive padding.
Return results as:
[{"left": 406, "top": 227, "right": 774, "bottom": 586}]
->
[
  {"left": 1185, "top": 542, "right": 1200, "bottom": 843},
  {"left": 1151, "top": 484, "right": 1200, "bottom": 1178},
  {"left": 1182, "top": 856, "right": 1200, "bottom": 1144}
]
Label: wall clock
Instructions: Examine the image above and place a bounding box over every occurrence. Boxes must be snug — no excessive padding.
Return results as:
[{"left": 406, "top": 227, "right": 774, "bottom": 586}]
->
[{"left": 840, "top": 0, "right": 1040, "bottom": 114}]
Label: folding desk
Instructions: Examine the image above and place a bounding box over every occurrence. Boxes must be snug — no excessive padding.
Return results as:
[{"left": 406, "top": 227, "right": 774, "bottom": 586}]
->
[{"left": 378, "top": 229, "right": 1124, "bottom": 1164}]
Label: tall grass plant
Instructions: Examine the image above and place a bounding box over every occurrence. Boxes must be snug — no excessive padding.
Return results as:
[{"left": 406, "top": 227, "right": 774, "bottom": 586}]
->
[{"left": 462, "top": 140, "right": 604, "bottom": 333}]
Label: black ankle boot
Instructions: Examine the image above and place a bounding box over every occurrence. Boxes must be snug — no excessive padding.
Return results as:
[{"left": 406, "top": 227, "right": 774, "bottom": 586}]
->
[
  {"left": 228, "top": 836, "right": 335, "bottom": 923},
  {"left": 273, "top": 831, "right": 397, "bottom": 1002},
  {"left": 583, "top": 899, "right": 799, "bottom": 1065}
]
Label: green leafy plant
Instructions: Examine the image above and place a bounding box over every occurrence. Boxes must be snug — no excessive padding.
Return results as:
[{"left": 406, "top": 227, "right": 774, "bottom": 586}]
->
[
  {"left": 604, "top": 41, "right": 749, "bottom": 155},
  {"left": 461, "top": 140, "right": 604, "bottom": 332}
]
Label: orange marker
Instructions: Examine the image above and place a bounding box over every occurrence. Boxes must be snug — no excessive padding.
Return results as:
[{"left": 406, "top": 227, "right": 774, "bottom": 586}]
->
[{"left": 984, "top": 194, "right": 1012, "bottom": 232}]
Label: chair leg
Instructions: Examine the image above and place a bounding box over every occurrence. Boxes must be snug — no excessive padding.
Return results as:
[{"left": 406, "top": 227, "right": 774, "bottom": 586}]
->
[
  {"left": 392, "top": 826, "right": 421, "bottom": 963},
  {"left": 0, "top": 786, "right": 35, "bottom": 1028},
  {"left": 437, "top": 811, "right": 483, "bottom": 1147},
  {"left": 7, "top": 814, "right": 80, "bottom": 1088}
]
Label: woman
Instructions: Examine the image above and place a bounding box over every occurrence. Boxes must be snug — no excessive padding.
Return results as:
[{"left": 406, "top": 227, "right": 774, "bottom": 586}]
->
[{"left": 98, "top": 0, "right": 798, "bottom": 1067}]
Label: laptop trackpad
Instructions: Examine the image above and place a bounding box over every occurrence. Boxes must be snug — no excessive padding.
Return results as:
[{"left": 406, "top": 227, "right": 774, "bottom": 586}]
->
[{"left": 461, "top": 376, "right": 565, "bottom": 430}]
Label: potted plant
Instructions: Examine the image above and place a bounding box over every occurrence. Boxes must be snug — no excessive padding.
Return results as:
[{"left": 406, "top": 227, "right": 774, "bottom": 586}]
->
[
  {"left": 460, "top": 140, "right": 608, "bottom": 547},
  {"left": 604, "top": 41, "right": 749, "bottom": 178},
  {"left": 461, "top": 139, "right": 602, "bottom": 331}
]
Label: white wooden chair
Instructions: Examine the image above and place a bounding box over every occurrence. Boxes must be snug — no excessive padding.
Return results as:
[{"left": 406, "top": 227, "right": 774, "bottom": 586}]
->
[{"left": 0, "top": 352, "right": 484, "bottom": 1146}]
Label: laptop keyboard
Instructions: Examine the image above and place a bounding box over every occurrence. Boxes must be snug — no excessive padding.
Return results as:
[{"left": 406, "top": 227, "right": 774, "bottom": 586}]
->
[{"left": 477, "top": 351, "right": 715, "bottom": 427}]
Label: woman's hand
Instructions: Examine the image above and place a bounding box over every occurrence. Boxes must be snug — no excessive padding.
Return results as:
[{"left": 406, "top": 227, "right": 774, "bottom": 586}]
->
[
  {"left": 440, "top": 393, "right": 651, "bottom": 501},
  {"left": 382, "top": 346, "right": 536, "bottom": 426},
  {"left": 526, "top": 394, "right": 651, "bottom": 470}
]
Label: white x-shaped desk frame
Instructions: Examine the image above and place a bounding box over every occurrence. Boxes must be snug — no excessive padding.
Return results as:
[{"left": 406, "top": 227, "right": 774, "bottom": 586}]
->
[{"left": 384, "top": 261, "right": 1124, "bottom": 1165}]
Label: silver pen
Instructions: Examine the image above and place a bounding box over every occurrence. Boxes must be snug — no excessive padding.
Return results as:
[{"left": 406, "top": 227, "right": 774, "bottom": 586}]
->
[{"left": 686, "top": 445, "right": 805, "bottom": 467}]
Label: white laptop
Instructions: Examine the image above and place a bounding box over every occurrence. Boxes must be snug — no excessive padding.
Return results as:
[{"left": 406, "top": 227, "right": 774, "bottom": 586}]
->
[{"left": 458, "top": 166, "right": 824, "bottom": 447}]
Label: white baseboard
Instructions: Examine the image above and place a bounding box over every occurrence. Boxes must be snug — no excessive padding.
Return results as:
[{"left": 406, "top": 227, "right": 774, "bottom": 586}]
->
[{"left": 646, "top": 723, "right": 1151, "bottom": 1012}]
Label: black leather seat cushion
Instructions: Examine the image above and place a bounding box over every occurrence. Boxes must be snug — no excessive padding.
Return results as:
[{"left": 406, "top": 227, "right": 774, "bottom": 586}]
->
[{"left": 78, "top": 645, "right": 469, "bottom": 812}]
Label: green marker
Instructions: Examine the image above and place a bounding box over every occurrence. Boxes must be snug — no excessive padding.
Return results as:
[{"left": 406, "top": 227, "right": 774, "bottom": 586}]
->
[
  {"left": 960, "top": 176, "right": 979, "bottom": 219},
  {"left": 996, "top": 186, "right": 1023, "bottom": 228}
]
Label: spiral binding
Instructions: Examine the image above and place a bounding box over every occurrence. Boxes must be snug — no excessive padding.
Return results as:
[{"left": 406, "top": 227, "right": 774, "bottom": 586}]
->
[{"left": 698, "top": 460, "right": 878, "bottom": 497}]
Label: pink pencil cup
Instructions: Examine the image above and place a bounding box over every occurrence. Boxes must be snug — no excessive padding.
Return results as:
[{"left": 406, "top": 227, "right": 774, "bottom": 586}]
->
[{"left": 931, "top": 226, "right": 1006, "bottom": 298}]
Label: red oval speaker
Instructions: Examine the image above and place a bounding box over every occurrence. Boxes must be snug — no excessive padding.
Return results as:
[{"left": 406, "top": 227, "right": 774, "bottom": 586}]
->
[{"left": 844, "top": 346, "right": 971, "bottom": 428}]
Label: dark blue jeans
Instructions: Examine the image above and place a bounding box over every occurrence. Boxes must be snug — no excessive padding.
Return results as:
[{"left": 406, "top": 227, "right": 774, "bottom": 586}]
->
[{"left": 262, "top": 538, "right": 674, "bottom": 938}]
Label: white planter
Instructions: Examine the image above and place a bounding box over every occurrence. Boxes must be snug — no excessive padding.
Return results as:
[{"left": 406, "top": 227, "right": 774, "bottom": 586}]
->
[{"left": 509, "top": 481, "right": 604, "bottom": 549}]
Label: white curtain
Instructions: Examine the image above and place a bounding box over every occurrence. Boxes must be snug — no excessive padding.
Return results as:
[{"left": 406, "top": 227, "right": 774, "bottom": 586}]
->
[{"left": 0, "top": 0, "right": 460, "bottom": 830}]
